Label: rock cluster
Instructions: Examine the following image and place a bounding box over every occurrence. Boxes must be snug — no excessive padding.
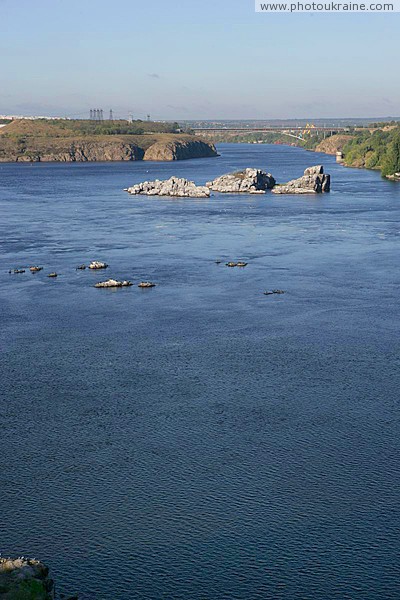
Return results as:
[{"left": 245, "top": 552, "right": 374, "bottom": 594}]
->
[
  {"left": 0, "top": 557, "right": 54, "bottom": 599},
  {"left": 94, "top": 279, "right": 132, "bottom": 288},
  {"left": 126, "top": 177, "right": 210, "bottom": 198},
  {"left": 207, "top": 168, "right": 275, "bottom": 193},
  {"left": 272, "top": 165, "right": 330, "bottom": 194}
]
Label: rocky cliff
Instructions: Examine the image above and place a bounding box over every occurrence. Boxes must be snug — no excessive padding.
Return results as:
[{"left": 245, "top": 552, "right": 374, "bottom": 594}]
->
[
  {"left": 143, "top": 139, "right": 218, "bottom": 161},
  {"left": 0, "top": 124, "right": 218, "bottom": 163},
  {"left": 315, "top": 134, "right": 353, "bottom": 155}
]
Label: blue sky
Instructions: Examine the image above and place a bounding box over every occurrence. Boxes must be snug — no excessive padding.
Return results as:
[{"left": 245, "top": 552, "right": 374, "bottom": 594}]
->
[{"left": 0, "top": 0, "right": 399, "bottom": 119}]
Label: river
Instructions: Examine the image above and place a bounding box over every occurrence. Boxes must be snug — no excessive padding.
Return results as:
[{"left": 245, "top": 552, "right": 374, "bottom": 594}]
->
[{"left": 1, "top": 144, "right": 399, "bottom": 599}]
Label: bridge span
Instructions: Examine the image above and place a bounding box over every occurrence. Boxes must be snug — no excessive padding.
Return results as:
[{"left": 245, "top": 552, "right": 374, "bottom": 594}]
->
[{"left": 192, "top": 126, "right": 349, "bottom": 141}]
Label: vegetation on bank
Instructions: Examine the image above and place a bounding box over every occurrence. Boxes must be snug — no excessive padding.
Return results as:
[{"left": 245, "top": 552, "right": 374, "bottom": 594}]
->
[
  {"left": 0, "top": 118, "right": 180, "bottom": 138},
  {"left": 339, "top": 126, "right": 400, "bottom": 176},
  {"left": 199, "top": 123, "right": 400, "bottom": 178}
]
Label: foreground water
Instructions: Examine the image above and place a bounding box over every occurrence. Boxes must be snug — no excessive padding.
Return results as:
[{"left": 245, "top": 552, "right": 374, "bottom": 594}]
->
[{"left": 1, "top": 144, "right": 399, "bottom": 600}]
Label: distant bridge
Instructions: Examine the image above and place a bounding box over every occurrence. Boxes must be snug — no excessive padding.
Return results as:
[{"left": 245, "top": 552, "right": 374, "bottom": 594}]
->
[{"left": 193, "top": 126, "right": 350, "bottom": 141}]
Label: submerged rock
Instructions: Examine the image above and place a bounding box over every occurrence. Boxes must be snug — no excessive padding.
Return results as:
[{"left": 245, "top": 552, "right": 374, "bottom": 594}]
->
[
  {"left": 94, "top": 279, "right": 132, "bottom": 288},
  {"left": 272, "top": 165, "right": 330, "bottom": 194},
  {"left": 264, "top": 289, "right": 285, "bottom": 295},
  {"left": 226, "top": 261, "right": 248, "bottom": 268},
  {"left": 88, "top": 261, "right": 108, "bottom": 270},
  {"left": 48, "top": 272, "right": 58, "bottom": 278},
  {"left": 138, "top": 281, "right": 156, "bottom": 288},
  {"left": 9, "top": 268, "right": 25, "bottom": 274},
  {"left": 207, "top": 168, "right": 275, "bottom": 193},
  {"left": 126, "top": 177, "right": 210, "bottom": 198},
  {"left": 0, "top": 557, "right": 54, "bottom": 599},
  {"left": 76, "top": 264, "right": 86, "bottom": 270},
  {"left": 386, "top": 172, "right": 400, "bottom": 181}
]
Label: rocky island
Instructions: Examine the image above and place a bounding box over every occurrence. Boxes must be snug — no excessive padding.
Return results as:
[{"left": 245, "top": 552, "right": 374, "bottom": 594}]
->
[
  {"left": 126, "top": 166, "right": 330, "bottom": 198},
  {"left": 0, "top": 119, "right": 218, "bottom": 162},
  {"left": 272, "top": 165, "right": 330, "bottom": 194},
  {"left": 126, "top": 176, "right": 210, "bottom": 197},
  {"left": 207, "top": 168, "right": 275, "bottom": 193}
]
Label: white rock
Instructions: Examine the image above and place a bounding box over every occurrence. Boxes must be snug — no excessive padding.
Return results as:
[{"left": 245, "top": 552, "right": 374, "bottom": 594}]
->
[
  {"left": 126, "top": 176, "right": 210, "bottom": 198},
  {"left": 207, "top": 168, "right": 275, "bottom": 193},
  {"left": 272, "top": 165, "right": 330, "bottom": 194}
]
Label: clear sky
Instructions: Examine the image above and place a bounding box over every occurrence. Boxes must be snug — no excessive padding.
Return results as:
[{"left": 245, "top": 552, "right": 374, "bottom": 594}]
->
[{"left": 0, "top": 0, "right": 399, "bottom": 119}]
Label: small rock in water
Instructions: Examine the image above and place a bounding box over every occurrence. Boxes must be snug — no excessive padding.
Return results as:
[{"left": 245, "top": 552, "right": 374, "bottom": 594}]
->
[
  {"left": 225, "top": 261, "right": 248, "bottom": 268},
  {"left": 48, "top": 272, "right": 58, "bottom": 278},
  {"left": 94, "top": 279, "right": 132, "bottom": 288},
  {"left": 89, "top": 261, "right": 108, "bottom": 270},
  {"left": 138, "top": 282, "right": 156, "bottom": 288},
  {"left": 29, "top": 266, "right": 43, "bottom": 273},
  {"left": 264, "top": 289, "right": 285, "bottom": 296},
  {"left": 76, "top": 264, "right": 86, "bottom": 270},
  {"left": 9, "top": 268, "right": 25, "bottom": 274}
]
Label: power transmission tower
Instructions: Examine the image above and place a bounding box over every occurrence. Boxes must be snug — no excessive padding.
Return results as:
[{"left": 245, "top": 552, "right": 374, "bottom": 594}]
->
[
  {"left": 90, "top": 109, "right": 93, "bottom": 120},
  {"left": 109, "top": 109, "right": 113, "bottom": 121},
  {"left": 147, "top": 114, "right": 151, "bottom": 121},
  {"left": 100, "top": 109, "right": 104, "bottom": 121}
]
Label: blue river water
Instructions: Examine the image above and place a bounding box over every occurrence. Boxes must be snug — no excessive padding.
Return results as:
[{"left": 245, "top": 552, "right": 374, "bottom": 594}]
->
[{"left": 0, "top": 144, "right": 399, "bottom": 599}]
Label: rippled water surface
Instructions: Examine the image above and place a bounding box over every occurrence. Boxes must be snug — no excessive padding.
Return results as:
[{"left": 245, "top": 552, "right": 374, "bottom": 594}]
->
[{"left": 1, "top": 144, "right": 400, "bottom": 599}]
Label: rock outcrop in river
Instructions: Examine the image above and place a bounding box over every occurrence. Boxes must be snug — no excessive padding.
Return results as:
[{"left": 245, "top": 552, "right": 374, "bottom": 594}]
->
[
  {"left": 144, "top": 140, "right": 218, "bottom": 161},
  {"left": 272, "top": 165, "right": 330, "bottom": 194},
  {"left": 0, "top": 557, "right": 55, "bottom": 599},
  {"left": 207, "top": 168, "right": 275, "bottom": 193},
  {"left": 126, "top": 177, "right": 210, "bottom": 198}
]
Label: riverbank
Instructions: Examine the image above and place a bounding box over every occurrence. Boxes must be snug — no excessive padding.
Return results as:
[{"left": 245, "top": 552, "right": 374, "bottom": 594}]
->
[
  {"left": 0, "top": 119, "right": 218, "bottom": 162},
  {"left": 197, "top": 124, "right": 400, "bottom": 180}
]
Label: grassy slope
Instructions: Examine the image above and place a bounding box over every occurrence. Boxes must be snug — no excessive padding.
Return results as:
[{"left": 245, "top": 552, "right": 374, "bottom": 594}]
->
[
  {"left": 0, "top": 119, "right": 206, "bottom": 160},
  {"left": 0, "top": 118, "right": 179, "bottom": 137}
]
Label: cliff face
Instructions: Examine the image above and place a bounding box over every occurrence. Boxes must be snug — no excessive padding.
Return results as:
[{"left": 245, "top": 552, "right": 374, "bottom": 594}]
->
[
  {"left": 0, "top": 129, "right": 218, "bottom": 163},
  {"left": 9, "top": 139, "right": 145, "bottom": 162},
  {"left": 315, "top": 134, "right": 353, "bottom": 155},
  {"left": 143, "top": 139, "right": 218, "bottom": 161}
]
